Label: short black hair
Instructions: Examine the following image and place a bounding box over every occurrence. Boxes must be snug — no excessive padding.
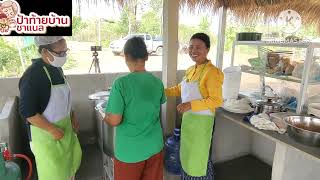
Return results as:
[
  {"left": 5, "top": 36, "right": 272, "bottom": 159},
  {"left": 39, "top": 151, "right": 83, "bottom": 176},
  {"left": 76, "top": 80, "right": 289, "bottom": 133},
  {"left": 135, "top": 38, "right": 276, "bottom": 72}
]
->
[
  {"left": 190, "top": 33, "right": 210, "bottom": 49},
  {"left": 124, "top": 36, "right": 148, "bottom": 60}
]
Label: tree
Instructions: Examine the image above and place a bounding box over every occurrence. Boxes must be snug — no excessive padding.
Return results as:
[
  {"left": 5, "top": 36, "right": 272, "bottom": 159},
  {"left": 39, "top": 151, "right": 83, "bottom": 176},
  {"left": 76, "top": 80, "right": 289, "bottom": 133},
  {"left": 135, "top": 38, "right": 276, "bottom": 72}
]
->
[
  {"left": 179, "top": 15, "right": 217, "bottom": 48},
  {"left": 149, "top": 0, "right": 162, "bottom": 12},
  {"left": 119, "top": 0, "right": 163, "bottom": 34},
  {"left": 100, "top": 10, "right": 130, "bottom": 47},
  {"left": 224, "top": 25, "right": 237, "bottom": 51},
  {"left": 0, "top": 37, "right": 38, "bottom": 77},
  {"left": 139, "top": 11, "right": 161, "bottom": 36},
  {"left": 122, "top": 0, "right": 140, "bottom": 34},
  {"left": 0, "top": 37, "right": 21, "bottom": 76},
  {"left": 198, "top": 16, "right": 216, "bottom": 46},
  {"left": 179, "top": 24, "right": 199, "bottom": 44},
  {"left": 199, "top": 16, "right": 210, "bottom": 33},
  {"left": 297, "top": 25, "right": 317, "bottom": 39},
  {"left": 115, "top": 9, "right": 130, "bottom": 35},
  {"left": 72, "top": 16, "right": 88, "bottom": 37}
]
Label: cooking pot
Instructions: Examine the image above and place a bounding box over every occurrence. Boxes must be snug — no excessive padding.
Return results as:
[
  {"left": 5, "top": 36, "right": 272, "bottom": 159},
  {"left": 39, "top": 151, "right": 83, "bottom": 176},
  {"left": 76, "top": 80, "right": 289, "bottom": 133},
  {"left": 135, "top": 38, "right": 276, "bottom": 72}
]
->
[
  {"left": 253, "top": 98, "right": 285, "bottom": 114},
  {"left": 88, "top": 89, "right": 111, "bottom": 101},
  {"left": 95, "top": 101, "right": 115, "bottom": 157}
]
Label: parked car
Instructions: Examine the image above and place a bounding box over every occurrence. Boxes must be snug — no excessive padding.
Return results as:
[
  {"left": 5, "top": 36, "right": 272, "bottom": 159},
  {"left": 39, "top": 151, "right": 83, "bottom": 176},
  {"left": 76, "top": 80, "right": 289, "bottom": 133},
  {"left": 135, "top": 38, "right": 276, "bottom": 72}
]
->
[{"left": 109, "top": 34, "right": 163, "bottom": 56}]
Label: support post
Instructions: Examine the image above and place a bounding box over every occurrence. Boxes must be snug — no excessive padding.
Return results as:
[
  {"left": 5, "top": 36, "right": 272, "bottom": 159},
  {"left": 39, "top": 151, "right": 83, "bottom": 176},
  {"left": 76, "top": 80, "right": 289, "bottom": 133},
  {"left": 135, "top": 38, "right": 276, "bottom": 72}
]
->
[
  {"left": 161, "top": 0, "right": 179, "bottom": 136},
  {"left": 216, "top": 6, "right": 227, "bottom": 69}
]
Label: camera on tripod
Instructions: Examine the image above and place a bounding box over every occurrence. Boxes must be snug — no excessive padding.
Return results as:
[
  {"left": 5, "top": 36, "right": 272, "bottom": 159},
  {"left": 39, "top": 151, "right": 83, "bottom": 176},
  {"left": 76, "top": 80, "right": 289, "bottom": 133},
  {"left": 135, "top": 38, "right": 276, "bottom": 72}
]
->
[
  {"left": 91, "top": 46, "right": 102, "bottom": 52},
  {"left": 91, "top": 46, "right": 102, "bottom": 57},
  {"left": 89, "top": 46, "right": 102, "bottom": 73}
]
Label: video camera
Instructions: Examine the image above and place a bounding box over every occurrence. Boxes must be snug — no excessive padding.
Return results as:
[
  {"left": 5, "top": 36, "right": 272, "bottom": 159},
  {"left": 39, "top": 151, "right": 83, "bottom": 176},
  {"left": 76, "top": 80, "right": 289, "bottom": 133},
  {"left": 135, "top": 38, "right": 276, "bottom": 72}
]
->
[
  {"left": 91, "top": 46, "right": 102, "bottom": 51},
  {"left": 89, "top": 46, "right": 102, "bottom": 73}
]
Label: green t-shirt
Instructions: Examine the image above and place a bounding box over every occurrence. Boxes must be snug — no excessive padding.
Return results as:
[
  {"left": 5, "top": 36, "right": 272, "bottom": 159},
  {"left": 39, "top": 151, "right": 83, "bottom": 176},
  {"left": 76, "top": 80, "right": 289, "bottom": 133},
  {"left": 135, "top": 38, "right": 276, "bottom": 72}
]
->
[{"left": 105, "top": 72, "right": 166, "bottom": 163}]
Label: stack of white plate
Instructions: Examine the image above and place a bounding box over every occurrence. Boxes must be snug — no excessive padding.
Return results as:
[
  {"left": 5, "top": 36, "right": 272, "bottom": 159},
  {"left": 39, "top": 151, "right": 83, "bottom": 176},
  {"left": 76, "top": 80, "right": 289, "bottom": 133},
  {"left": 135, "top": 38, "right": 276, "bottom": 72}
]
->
[{"left": 223, "top": 98, "right": 254, "bottom": 114}]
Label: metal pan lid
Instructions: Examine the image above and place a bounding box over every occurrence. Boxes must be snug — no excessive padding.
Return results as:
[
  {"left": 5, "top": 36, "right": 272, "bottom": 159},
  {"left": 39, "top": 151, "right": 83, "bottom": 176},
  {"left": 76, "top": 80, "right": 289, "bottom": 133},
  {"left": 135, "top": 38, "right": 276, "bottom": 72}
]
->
[{"left": 88, "top": 90, "right": 110, "bottom": 100}]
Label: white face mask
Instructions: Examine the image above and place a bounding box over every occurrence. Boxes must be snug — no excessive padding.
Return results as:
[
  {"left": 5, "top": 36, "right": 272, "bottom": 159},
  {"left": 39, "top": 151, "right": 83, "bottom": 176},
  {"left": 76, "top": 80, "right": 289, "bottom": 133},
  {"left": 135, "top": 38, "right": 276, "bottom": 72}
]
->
[{"left": 47, "top": 51, "right": 67, "bottom": 67}]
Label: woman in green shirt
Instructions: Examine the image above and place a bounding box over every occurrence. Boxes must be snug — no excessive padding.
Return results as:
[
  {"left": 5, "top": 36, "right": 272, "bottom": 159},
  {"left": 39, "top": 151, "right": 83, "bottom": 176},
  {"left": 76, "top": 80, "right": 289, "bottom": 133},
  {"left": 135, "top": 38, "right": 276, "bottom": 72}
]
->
[{"left": 103, "top": 37, "right": 166, "bottom": 180}]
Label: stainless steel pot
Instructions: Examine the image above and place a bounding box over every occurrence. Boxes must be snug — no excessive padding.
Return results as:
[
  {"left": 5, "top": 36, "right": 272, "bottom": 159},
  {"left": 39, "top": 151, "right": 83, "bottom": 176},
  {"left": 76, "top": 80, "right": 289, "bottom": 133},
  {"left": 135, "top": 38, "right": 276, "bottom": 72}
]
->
[
  {"left": 88, "top": 89, "right": 111, "bottom": 101},
  {"left": 95, "top": 101, "right": 115, "bottom": 157},
  {"left": 284, "top": 116, "right": 320, "bottom": 147},
  {"left": 253, "top": 98, "right": 284, "bottom": 114}
]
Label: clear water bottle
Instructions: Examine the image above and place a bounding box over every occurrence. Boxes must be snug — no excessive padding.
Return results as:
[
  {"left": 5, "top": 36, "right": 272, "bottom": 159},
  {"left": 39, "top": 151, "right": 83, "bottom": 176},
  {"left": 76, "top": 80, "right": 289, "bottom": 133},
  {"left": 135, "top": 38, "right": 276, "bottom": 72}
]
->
[{"left": 164, "top": 128, "right": 181, "bottom": 175}]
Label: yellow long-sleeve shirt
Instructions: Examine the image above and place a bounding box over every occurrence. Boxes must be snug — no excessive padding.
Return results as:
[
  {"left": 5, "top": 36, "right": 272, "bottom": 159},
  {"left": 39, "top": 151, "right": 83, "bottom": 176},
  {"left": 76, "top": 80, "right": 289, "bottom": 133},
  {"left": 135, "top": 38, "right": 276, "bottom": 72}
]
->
[{"left": 165, "top": 60, "right": 224, "bottom": 113}]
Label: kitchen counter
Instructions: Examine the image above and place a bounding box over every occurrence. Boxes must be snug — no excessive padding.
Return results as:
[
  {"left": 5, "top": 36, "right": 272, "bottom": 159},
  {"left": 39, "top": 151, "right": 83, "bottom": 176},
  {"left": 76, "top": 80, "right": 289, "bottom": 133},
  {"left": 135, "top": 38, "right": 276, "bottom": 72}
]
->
[
  {"left": 215, "top": 108, "right": 320, "bottom": 180},
  {"left": 216, "top": 108, "right": 320, "bottom": 161}
]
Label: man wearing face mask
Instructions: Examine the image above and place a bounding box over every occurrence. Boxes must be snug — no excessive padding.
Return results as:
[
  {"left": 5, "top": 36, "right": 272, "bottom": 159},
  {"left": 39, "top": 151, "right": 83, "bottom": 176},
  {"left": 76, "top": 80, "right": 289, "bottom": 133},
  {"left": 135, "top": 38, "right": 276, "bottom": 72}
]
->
[{"left": 19, "top": 36, "right": 82, "bottom": 180}]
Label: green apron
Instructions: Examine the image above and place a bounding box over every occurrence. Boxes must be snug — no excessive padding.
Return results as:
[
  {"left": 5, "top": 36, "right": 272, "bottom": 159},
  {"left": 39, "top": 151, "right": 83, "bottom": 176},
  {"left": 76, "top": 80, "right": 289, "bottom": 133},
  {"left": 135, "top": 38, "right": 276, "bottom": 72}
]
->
[
  {"left": 30, "top": 66, "right": 82, "bottom": 180},
  {"left": 180, "top": 62, "right": 215, "bottom": 176}
]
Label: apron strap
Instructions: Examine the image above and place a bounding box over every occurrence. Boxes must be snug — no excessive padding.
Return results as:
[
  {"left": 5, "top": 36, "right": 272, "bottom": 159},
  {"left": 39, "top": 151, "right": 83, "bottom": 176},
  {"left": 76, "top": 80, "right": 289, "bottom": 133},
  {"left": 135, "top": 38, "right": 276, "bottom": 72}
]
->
[
  {"left": 43, "top": 66, "right": 67, "bottom": 86},
  {"left": 43, "top": 66, "right": 53, "bottom": 86},
  {"left": 57, "top": 68, "right": 67, "bottom": 82}
]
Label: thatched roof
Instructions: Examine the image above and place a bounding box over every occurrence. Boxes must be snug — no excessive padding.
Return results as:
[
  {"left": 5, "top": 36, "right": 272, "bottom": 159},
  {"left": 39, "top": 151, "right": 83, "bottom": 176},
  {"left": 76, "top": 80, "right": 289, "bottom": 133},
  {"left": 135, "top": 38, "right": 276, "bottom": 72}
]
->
[
  {"left": 113, "top": 0, "right": 320, "bottom": 32},
  {"left": 180, "top": 0, "right": 320, "bottom": 31}
]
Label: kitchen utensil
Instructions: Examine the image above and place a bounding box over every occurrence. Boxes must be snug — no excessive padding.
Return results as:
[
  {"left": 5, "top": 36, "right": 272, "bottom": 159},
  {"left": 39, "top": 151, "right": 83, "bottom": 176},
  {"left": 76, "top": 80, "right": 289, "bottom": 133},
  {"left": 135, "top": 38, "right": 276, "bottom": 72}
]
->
[
  {"left": 88, "top": 90, "right": 110, "bottom": 100},
  {"left": 95, "top": 101, "right": 115, "bottom": 157},
  {"left": 284, "top": 116, "right": 320, "bottom": 146},
  {"left": 253, "top": 98, "right": 285, "bottom": 114}
]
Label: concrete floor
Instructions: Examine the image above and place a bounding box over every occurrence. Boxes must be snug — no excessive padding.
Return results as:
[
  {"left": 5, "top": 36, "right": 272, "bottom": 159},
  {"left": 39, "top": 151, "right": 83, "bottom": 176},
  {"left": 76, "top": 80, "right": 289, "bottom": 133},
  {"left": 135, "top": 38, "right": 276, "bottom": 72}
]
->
[
  {"left": 75, "top": 145, "right": 104, "bottom": 180},
  {"left": 76, "top": 144, "right": 181, "bottom": 180},
  {"left": 26, "top": 144, "right": 271, "bottom": 180},
  {"left": 215, "top": 155, "right": 272, "bottom": 180}
]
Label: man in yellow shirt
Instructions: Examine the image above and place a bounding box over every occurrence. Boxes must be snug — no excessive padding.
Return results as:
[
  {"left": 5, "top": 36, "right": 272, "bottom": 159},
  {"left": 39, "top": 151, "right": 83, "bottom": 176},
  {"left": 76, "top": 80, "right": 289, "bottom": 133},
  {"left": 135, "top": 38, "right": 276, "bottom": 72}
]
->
[{"left": 165, "top": 33, "right": 223, "bottom": 180}]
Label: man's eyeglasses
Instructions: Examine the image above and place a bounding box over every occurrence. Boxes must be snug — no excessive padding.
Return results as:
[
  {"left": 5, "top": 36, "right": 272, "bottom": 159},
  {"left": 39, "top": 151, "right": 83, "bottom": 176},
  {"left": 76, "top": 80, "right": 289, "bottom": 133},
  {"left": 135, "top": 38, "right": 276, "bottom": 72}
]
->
[{"left": 49, "top": 48, "right": 70, "bottom": 57}]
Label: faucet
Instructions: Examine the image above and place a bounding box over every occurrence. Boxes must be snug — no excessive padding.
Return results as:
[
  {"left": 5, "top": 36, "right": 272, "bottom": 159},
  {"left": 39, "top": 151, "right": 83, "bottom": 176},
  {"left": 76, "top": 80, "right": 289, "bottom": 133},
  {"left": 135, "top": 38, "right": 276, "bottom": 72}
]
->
[
  {"left": 260, "top": 75, "right": 266, "bottom": 97},
  {"left": 263, "top": 85, "right": 275, "bottom": 96},
  {"left": 260, "top": 75, "right": 277, "bottom": 99}
]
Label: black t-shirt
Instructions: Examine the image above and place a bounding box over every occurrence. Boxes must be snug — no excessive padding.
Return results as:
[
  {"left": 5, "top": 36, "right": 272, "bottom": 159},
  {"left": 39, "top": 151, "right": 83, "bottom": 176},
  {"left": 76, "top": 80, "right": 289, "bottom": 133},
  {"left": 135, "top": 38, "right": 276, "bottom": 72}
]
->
[{"left": 19, "top": 58, "right": 66, "bottom": 120}]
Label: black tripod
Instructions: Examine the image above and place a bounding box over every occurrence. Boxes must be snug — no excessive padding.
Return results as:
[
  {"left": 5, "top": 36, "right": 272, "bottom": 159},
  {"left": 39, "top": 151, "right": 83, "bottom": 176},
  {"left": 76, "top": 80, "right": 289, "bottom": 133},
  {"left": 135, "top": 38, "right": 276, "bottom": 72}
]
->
[{"left": 89, "top": 51, "right": 101, "bottom": 73}]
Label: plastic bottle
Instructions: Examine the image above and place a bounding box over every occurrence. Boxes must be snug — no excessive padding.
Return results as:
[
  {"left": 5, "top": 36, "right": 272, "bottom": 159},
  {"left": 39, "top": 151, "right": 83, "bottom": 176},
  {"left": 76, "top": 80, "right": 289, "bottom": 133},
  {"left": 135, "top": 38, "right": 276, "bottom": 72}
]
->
[{"left": 164, "top": 128, "right": 181, "bottom": 175}]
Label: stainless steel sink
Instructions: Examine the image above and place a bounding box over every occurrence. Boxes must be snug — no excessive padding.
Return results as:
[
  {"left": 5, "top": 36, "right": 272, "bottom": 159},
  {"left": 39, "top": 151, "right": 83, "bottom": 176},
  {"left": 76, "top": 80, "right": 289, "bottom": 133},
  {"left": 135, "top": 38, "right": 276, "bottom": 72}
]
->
[{"left": 95, "top": 101, "right": 115, "bottom": 157}]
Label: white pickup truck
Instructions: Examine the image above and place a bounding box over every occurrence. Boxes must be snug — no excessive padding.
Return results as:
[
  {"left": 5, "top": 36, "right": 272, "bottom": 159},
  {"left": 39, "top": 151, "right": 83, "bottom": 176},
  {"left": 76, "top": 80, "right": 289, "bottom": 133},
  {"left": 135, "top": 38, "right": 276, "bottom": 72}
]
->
[{"left": 109, "top": 33, "right": 163, "bottom": 56}]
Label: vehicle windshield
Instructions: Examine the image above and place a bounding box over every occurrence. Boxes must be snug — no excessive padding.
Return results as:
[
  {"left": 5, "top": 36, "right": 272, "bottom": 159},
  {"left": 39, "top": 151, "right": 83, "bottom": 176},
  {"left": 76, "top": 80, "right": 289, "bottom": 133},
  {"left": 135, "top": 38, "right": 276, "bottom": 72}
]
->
[{"left": 153, "top": 36, "right": 162, "bottom": 41}]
